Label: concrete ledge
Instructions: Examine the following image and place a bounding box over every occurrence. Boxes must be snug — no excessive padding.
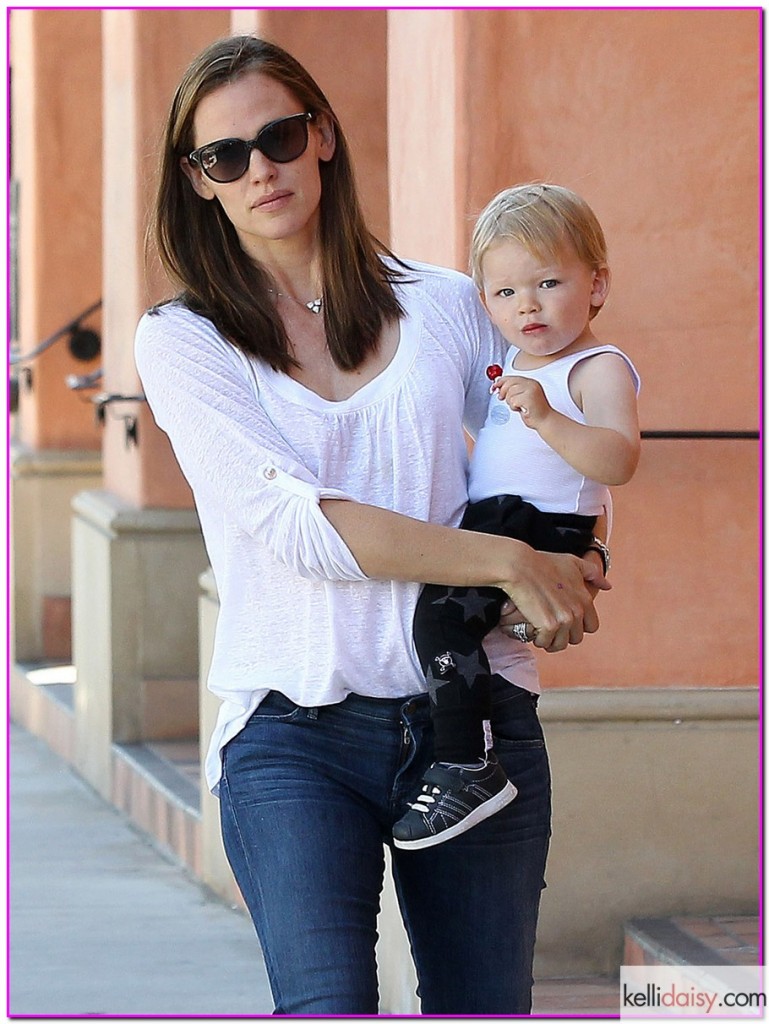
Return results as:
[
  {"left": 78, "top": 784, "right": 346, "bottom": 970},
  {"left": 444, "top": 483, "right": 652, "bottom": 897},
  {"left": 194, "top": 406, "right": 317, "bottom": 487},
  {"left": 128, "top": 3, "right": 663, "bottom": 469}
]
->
[
  {"left": 11, "top": 659, "right": 203, "bottom": 881},
  {"left": 10, "top": 447, "right": 102, "bottom": 663},
  {"left": 140, "top": 678, "right": 198, "bottom": 740},
  {"left": 13, "top": 652, "right": 758, "bottom": 997},
  {"left": 71, "top": 490, "right": 208, "bottom": 798},
  {"left": 11, "top": 444, "right": 101, "bottom": 478},
  {"left": 538, "top": 696, "right": 759, "bottom": 976},
  {"left": 72, "top": 489, "right": 202, "bottom": 538},
  {"left": 540, "top": 686, "right": 758, "bottom": 722}
]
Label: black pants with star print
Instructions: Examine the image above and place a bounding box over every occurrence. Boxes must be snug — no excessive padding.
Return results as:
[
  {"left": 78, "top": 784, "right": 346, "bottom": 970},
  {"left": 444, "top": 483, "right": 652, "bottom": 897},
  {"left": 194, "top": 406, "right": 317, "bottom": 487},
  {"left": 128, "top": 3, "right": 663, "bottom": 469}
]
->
[{"left": 413, "top": 494, "right": 595, "bottom": 763}]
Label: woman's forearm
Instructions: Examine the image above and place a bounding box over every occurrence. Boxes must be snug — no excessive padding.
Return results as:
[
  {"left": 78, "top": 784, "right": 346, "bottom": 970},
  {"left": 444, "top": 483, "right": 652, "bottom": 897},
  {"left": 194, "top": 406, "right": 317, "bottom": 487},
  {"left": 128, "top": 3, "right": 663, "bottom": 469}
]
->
[
  {"left": 321, "top": 498, "right": 513, "bottom": 588},
  {"left": 320, "top": 498, "right": 605, "bottom": 651}
]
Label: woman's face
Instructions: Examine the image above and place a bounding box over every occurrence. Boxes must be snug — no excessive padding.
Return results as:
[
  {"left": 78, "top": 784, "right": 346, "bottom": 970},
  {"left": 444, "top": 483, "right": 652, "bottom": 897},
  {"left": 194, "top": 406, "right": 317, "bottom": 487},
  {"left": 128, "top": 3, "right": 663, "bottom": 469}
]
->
[{"left": 182, "top": 70, "right": 335, "bottom": 260}]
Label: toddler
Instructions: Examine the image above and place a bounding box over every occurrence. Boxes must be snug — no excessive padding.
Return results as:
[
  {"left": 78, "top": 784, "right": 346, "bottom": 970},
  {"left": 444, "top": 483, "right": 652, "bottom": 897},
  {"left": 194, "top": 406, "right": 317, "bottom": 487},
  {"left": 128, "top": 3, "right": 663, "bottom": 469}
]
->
[{"left": 393, "top": 183, "right": 641, "bottom": 850}]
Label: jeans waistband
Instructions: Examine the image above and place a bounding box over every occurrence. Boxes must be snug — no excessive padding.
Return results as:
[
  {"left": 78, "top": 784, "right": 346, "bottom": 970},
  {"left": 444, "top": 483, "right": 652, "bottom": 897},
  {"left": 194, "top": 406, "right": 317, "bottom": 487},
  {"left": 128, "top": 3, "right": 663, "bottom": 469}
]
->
[
  {"left": 259, "top": 687, "right": 428, "bottom": 724},
  {"left": 333, "top": 690, "right": 428, "bottom": 723},
  {"left": 263, "top": 677, "right": 536, "bottom": 725}
]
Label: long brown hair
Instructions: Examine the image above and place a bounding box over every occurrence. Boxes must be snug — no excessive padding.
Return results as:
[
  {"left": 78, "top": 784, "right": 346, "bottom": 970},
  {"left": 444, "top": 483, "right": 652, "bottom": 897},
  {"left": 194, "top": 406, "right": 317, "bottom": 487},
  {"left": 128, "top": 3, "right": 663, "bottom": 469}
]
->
[{"left": 149, "top": 35, "right": 408, "bottom": 372}]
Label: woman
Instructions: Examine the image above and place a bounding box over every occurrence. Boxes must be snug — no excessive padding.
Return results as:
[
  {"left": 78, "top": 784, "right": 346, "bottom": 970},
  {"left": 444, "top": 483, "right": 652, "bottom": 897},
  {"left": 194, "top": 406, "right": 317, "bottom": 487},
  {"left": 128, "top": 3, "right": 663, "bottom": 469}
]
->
[{"left": 135, "top": 35, "right": 606, "bottom": 1015}]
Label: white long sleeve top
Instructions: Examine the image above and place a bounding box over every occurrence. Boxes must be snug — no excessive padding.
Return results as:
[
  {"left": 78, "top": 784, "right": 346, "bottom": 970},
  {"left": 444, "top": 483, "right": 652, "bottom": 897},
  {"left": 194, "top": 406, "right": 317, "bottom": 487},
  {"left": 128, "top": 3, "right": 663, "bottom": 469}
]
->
[{"left": 134, "top": 260, "right": 538, "bottom": 794}]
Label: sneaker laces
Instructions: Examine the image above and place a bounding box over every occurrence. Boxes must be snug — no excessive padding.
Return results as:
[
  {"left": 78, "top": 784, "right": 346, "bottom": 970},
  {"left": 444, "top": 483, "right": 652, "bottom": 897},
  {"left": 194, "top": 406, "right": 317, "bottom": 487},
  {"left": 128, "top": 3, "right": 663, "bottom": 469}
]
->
[
  {"left": 407, "top": 759, "right": 489, "bottom": 813},
  {"left": 407, "top": 783, "right": 442, "bottom": 814}
]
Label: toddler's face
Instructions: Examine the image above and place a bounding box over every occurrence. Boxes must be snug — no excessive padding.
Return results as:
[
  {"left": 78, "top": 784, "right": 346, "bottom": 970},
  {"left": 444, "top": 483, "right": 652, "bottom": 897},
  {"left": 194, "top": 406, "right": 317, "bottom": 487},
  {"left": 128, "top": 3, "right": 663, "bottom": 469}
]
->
[{"left": 480, "top": 238, "right": 608, "bottom": 359}]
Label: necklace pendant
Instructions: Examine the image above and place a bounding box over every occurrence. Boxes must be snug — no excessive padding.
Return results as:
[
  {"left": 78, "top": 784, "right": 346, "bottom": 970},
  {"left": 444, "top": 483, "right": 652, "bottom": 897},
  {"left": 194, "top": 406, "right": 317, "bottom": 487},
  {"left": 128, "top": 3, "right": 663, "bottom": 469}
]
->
[{"left": 306, "top": 298, "right": 323, "bottom": 314}]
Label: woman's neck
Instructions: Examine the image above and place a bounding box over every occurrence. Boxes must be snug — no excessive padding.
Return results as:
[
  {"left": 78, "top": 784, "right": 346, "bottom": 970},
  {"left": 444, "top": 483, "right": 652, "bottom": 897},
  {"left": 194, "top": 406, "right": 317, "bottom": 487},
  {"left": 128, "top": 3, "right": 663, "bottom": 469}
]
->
[{"left": 238, "top": 223, "right": 323, "bottom": 303}]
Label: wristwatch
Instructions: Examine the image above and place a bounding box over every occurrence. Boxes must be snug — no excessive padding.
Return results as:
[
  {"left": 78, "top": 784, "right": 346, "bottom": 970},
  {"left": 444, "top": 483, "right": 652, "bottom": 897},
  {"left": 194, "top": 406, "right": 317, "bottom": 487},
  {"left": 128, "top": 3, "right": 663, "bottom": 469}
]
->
[{"left": 586, "top": 536, "right": 611, "bottom": 575}]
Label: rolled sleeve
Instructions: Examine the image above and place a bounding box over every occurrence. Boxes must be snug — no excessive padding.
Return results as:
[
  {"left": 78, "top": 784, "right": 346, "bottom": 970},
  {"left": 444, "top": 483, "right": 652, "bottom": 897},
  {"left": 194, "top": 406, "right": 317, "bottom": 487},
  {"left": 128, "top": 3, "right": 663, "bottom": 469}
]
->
[{"left": 134, "top": 306, "right": 368, "bottom": 584}]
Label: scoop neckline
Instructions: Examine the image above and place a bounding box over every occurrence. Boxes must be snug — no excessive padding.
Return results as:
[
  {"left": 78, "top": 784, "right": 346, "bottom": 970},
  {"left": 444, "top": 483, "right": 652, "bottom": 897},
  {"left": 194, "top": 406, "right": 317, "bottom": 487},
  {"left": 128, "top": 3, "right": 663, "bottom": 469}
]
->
[{"left": 259, "top": 308, "right": 419, "bottom": 413}]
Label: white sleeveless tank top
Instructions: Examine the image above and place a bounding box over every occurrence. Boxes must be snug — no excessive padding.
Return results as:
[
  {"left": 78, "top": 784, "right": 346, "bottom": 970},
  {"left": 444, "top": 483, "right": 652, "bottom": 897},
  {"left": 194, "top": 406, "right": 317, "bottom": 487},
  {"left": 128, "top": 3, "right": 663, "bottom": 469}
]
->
[{"left": 468, "top": 344, "right": 641, "bottom": 515}]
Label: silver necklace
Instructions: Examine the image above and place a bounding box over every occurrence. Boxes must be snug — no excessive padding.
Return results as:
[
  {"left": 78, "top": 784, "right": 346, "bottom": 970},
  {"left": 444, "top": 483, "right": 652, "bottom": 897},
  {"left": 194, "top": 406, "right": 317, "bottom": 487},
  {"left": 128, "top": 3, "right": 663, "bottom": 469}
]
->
[{"left": 267, "top": 288, "right": 323, "bottom": 314}]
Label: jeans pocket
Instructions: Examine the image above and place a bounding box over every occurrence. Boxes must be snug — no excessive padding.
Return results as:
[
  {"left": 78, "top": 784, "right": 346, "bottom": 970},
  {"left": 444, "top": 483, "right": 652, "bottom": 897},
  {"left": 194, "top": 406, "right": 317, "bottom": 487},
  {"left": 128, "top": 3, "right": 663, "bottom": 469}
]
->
[
  {"left": 251, "top": 690, "right": 303, "bottom": 722},
  {"left": 490, "top": 683, "right": 545, "bottom": 749}
]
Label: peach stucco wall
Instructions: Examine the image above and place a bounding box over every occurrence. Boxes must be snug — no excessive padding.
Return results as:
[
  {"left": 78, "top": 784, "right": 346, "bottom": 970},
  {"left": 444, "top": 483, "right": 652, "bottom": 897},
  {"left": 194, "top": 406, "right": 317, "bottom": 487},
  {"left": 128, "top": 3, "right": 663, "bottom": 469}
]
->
[
  {"left": 11, "top": 10, "right": 103, "bottom": 450},
  {"left": 537, "top": 439, "right": 760, "bottom": 689},
  {"left": 389, "top": 8, "right": 759, "bottom": 430},
  {"left": 100, "top": 9, "right": 230, "bottom": 508}
]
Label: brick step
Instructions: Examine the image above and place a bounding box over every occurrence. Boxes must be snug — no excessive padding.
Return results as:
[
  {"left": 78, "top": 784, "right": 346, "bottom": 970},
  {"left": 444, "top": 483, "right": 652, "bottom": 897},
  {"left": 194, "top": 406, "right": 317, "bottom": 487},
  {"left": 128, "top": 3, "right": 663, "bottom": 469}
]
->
[
  {"left": 624, "top": 916, "right": 760, "bottom": 969},
  {"left": 111, "top": 739, "right": 201, "bottom": 876}
]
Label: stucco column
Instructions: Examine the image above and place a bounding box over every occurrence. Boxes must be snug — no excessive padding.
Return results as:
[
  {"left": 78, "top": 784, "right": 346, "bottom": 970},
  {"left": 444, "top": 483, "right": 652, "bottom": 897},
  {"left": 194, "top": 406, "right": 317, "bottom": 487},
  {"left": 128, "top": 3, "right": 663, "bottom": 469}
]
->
[
  {"left": 72, "top": 10, "right": 227, "bottom": 799},
  {"left": 9, "top": 10, "right": 103, "bottom": 663},
  {"left": 387, "top": 10, "right": 468, "bottom": 268}
]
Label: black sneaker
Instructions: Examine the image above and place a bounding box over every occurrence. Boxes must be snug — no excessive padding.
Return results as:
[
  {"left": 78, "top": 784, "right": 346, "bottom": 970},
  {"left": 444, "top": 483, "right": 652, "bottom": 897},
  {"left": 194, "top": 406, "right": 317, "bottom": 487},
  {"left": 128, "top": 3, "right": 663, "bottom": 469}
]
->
[{"left": 392, "top": 753, "right": 517, "bottom": 850}]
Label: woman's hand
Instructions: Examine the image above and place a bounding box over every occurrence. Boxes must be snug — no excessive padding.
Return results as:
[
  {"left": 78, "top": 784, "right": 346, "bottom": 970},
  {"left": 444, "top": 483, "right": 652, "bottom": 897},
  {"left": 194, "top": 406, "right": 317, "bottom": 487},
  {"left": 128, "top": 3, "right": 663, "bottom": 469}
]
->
[
  {"left": 320, "top": 499, "right": 610, "bottom": 653},
  {"left": 495, "top": 546, "right": 610, "bottom": 652}
]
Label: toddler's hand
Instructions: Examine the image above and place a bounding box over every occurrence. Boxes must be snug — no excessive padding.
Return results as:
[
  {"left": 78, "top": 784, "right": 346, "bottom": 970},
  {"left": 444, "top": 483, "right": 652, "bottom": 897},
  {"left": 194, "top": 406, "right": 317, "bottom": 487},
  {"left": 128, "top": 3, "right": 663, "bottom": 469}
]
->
[{"left": 493, "top": 376, "right": 550, "bottom": 428}]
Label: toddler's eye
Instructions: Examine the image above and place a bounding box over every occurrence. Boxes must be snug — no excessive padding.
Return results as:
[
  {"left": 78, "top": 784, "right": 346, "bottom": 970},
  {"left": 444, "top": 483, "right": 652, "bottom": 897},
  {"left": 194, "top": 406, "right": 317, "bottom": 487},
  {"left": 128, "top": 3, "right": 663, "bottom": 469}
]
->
[
  {"left": 498, "top": 288, "right": 515, "bottom": 297},
  {"left": 540, "top": 279, "right": 558, "bottom": 289}
]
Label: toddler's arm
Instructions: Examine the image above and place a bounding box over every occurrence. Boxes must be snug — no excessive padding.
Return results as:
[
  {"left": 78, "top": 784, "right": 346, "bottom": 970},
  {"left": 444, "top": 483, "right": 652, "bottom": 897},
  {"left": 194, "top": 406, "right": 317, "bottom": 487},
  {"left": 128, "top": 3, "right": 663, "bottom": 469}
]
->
[{"left": 493, "top": 351, "right": 640, "bottom": 485}]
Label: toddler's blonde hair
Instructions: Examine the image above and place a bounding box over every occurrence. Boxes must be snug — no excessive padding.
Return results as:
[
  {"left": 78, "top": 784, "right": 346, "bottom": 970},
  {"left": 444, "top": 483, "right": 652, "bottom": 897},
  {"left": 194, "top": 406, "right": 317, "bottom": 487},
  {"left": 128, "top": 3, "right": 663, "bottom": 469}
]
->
[{"left": 470, "top": 183, "right": 608, "bottom": 318}]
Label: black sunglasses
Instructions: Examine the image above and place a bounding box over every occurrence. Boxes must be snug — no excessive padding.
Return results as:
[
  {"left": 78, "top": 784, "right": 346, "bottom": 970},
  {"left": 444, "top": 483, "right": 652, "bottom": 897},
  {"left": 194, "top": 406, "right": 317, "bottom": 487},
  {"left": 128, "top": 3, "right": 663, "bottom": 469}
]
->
[{"left": 188, "top": 112, "right": 315, "bottom": 184}]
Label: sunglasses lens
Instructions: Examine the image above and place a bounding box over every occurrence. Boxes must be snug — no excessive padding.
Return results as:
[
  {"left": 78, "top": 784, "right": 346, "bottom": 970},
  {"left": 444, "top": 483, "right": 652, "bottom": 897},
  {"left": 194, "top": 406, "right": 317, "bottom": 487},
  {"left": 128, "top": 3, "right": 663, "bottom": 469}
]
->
[
  {"left": 194, "top": 116, "right": 311, "bottom": 183},
  {"left": 199, "top": 139, "right": 250, "bottom": 183},
  {"left": 259, "top": 116, "right": 309, "bottom": 163}
]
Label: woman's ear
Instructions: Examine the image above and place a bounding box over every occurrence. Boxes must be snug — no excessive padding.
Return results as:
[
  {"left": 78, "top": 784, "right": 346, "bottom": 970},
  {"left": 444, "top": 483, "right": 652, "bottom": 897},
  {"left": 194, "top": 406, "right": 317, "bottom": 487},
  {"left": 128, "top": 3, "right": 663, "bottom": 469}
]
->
[
  {"left": 314, "top": 113, "right": 336, "bottom": 163},
  {"left": 590, "top": 265, "right": 611, "bottom": 310},
  {"left": 180, "top": 156, "right": 216, "bottom": 200}
]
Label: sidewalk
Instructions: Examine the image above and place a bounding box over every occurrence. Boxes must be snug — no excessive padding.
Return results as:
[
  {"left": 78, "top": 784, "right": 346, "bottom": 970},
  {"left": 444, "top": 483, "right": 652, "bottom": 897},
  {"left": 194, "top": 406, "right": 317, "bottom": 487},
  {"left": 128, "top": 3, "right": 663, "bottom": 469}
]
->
[
  {"left": 9, "top": 721, "right": 622, "bottom": 1018},
  {"left": 9, "top": 723, "right": 274, "bottom": 1017}
]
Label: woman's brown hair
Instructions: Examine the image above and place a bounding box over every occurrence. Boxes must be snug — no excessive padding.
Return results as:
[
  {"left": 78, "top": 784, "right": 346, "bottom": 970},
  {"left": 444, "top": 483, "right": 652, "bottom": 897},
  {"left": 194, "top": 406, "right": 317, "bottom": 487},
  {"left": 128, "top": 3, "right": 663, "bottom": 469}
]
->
[{"left": 149, "top": 35, "right": 408, "bottom": 372}]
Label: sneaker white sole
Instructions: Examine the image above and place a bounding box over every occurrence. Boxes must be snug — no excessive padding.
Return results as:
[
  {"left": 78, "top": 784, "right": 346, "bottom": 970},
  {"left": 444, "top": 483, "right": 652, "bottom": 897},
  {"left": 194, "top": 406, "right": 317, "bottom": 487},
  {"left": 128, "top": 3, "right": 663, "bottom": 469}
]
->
[{"left": 393, "top": 781, "right": 518, "bottom": 851}]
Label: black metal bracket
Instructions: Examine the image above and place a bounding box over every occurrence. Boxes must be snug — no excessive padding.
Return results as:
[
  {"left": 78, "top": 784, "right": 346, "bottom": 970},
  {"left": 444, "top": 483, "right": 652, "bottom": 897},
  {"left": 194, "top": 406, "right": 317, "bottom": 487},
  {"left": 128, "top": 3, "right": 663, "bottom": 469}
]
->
[
  {"left": 9, "top": 300, "right": 103, "bottom": 413},
  {"left": 91, "top": 392, "right": 147, "bottom": 449},
  {"left": 10, "top": 299, "right": 102, "bottom": 366}
]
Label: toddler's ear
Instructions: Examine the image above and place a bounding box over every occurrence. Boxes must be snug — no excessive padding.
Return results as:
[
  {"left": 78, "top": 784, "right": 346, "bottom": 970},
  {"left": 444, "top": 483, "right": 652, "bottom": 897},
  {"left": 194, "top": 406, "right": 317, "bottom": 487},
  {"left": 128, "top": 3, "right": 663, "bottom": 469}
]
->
[{"left": 590, "top": 265, "right": 611, "bottom": 309}]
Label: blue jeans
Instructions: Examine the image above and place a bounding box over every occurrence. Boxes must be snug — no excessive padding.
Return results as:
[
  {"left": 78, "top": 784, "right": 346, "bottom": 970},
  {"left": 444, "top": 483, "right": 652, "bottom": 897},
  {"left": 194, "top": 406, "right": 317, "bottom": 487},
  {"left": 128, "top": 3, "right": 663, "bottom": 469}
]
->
[{"left": 219, "top": 677, "right": 551, "bottom": 1015}]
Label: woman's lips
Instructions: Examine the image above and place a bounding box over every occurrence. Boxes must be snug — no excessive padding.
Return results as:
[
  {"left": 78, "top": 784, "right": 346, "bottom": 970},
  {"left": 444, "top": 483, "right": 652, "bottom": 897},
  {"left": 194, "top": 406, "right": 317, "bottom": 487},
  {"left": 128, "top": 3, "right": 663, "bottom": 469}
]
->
[{"left": 253, "top": 191, "right": 292, "bottom": 210}]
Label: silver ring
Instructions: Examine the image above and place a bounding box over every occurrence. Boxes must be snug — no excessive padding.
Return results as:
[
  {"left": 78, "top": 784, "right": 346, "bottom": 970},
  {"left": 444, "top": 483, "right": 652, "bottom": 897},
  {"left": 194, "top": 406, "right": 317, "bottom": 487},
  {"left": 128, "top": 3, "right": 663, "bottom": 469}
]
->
[{"left": 511, "top": 622, "right": 535, "bottom": 643}]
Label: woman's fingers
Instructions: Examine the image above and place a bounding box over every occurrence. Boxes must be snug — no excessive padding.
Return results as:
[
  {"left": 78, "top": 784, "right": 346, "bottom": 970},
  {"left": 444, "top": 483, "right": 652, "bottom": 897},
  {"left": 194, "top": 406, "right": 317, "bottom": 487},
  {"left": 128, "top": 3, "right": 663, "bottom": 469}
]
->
[{"left": 497, "top": 550, "right": 600, "bottom": 652}]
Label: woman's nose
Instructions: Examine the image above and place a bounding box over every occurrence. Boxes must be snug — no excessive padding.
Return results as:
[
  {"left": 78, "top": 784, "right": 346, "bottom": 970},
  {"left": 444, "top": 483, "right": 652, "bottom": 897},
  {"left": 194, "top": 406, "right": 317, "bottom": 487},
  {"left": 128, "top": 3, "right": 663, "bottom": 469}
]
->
[{"left": 247, "top": 147, "right": 276, "bottom": 182}]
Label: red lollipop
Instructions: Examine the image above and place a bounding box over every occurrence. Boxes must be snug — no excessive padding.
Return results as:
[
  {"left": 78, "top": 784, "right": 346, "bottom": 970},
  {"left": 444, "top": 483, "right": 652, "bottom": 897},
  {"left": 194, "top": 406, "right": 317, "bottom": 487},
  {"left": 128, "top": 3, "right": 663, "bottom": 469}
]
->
[{"left": 486, "top": 364, "right": 504, "bottom": 381}]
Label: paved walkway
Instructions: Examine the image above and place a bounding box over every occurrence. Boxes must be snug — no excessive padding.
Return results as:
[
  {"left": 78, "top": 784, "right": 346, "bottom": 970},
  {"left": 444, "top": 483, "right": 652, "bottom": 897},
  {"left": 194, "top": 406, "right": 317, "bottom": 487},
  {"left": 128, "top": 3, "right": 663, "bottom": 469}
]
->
[
  {"left": 10, "top": 722, "right": 622, "bottom": 1018},
  {"left": 9, "top": 723, "right": 274, "bottom": 1017}
]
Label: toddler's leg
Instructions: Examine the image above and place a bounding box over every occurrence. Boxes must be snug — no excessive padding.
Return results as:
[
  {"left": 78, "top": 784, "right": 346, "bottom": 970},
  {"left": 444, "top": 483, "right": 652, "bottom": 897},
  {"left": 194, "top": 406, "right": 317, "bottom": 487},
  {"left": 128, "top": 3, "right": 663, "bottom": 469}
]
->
[
  {"left": 395, "top": 582, "right": 515, "bottom": 850},
  {"left": 413, "top": 580, "right": 504, "bottom": 762}
]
